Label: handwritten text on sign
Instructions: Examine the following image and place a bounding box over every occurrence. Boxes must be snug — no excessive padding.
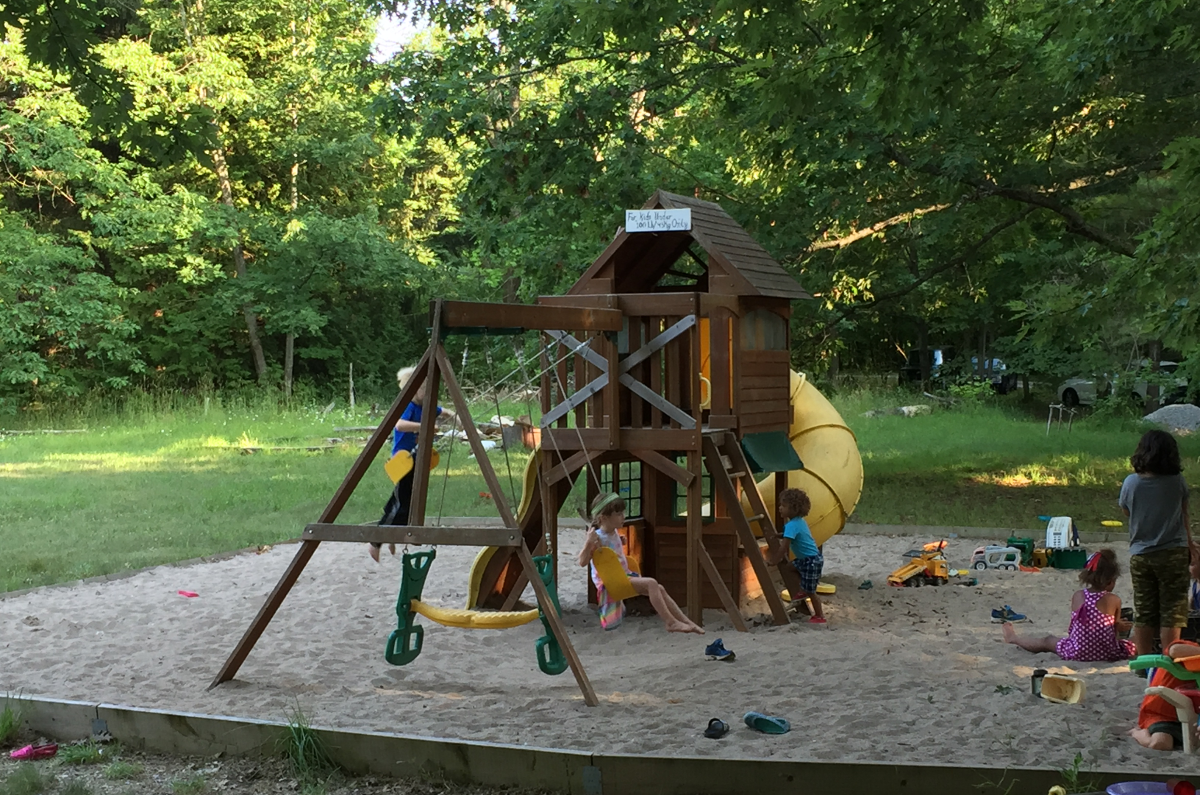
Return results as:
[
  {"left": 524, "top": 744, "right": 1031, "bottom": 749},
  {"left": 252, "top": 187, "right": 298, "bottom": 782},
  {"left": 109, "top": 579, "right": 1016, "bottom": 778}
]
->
[{"left": 625, "top": 208, "right": 692, "bottom": 232}]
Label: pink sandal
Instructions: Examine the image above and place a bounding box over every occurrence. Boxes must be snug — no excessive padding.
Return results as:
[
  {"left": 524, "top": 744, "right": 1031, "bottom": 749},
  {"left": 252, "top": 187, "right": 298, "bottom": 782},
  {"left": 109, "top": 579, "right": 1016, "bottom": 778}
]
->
[{"left": 10, "top": 743, "right": 58, "bottom": 760}]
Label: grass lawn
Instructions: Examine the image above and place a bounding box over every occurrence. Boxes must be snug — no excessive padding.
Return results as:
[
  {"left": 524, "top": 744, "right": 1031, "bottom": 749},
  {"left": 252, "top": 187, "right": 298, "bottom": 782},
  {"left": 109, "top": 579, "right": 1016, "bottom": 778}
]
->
[
  {"left": 0, "top": 389, "right": 1194, "bottom": 593},
  {"left": 841, "top": 391, "right": 1196, "bottom": 529}
]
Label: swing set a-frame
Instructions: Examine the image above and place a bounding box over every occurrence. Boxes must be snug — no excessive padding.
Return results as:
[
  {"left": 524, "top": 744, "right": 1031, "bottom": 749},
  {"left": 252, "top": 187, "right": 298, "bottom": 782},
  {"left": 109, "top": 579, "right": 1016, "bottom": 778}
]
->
[{"left": 211, "top": 191, "right": 814, "bottom": 707}]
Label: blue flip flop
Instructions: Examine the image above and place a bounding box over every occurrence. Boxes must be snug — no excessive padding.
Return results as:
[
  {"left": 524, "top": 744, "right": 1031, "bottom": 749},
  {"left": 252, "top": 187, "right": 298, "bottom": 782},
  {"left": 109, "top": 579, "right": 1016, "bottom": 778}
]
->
[{"left": 743, "top": 711, "right": 790, "bottom": 734}]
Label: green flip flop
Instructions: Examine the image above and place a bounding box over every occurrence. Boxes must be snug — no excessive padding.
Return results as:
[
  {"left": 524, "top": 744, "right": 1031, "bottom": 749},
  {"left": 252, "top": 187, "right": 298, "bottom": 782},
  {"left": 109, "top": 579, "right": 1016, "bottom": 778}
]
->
[{"left": 743, "top": 711, "right": 790, "bottom": 734}]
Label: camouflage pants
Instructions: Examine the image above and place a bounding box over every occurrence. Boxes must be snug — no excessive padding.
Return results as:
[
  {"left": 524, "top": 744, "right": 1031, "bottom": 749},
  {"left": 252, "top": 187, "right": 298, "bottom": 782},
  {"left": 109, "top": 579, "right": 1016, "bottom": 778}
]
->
[{"left": 1130, "top": 547, "right": 1191, "bottom": 629}]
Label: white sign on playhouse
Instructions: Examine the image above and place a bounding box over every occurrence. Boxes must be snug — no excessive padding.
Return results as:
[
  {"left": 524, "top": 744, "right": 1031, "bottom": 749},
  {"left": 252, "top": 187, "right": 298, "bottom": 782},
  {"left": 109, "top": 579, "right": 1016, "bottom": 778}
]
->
[{"left": 625, "top": 208, "right": 691, "bottom": 232}]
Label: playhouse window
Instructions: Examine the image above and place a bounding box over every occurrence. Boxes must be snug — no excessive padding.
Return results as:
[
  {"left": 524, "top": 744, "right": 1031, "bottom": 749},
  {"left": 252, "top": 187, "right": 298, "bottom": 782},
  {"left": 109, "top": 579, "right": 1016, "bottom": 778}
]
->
[
  {"left": 740, "top": 309, "right": 787, "bottom": 351},
  {"left": 599, "top": 461, "right": 642, "bottom": 520},
  {"left": 671, "top": 455, "right": 713, "bottom": 522}
]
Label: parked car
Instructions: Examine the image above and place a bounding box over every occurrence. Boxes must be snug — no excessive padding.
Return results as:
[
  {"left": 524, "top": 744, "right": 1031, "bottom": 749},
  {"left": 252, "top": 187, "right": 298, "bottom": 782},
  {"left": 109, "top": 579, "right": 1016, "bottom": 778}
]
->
[
  {"left": 1056, "top": 362, "right": 1186, "bottom": 407},
  {"left": 900, "top": 349, "right": 1016, "bottom": 393}
]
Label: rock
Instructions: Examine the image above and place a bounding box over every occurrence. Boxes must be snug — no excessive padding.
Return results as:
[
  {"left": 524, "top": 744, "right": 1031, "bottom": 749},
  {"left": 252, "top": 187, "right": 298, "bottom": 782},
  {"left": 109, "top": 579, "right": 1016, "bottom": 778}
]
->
[
  {"left": 862, "top": 405, "right": 933, "bottom": 418},
  {"left": 1144, "top": 403, "right": 1200, "bottom": 434}
]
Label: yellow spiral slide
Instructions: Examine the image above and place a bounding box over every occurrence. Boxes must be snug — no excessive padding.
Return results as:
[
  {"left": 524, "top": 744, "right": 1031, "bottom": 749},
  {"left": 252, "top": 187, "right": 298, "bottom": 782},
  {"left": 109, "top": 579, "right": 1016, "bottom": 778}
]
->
[{"left": 740, "top": 371, "right": 863, "bottom": 547}]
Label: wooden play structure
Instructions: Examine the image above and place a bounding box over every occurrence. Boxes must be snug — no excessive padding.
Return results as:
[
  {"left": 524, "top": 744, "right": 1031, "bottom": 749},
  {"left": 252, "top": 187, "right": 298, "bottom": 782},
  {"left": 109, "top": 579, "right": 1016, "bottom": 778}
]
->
[{"left": 211, "top": 190, "right": 862, "bottom": 705}]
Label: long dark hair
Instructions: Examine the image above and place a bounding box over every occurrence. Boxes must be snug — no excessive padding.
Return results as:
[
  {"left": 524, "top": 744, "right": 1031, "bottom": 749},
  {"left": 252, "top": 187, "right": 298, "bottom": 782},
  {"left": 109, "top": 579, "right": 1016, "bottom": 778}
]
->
[{"left": 1131, "top": 429, "right": 1183, "bottom": 476}]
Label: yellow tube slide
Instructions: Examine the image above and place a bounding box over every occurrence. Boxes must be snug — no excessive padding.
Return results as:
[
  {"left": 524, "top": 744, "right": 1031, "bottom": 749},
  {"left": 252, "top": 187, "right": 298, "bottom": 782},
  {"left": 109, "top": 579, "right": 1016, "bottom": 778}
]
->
[{"left": 741, "top": 371, "right": 863, "bottom": 548}]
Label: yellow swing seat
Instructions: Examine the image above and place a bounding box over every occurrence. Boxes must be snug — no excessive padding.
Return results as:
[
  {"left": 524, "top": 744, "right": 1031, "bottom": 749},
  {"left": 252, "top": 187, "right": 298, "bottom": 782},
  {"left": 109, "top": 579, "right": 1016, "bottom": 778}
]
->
[
  {"left": 592, "top": 547, "right": 639, "bottom": 601},
  {"left": 408, "top": 599, "right": 540, "bottom": 630}
]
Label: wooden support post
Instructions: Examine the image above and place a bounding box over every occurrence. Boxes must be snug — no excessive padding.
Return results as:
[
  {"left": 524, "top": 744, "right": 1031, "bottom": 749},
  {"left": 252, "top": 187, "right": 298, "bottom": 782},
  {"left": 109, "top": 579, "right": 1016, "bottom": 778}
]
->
[
  {"left": 540, "top": 333, "right": 552, "bottom": 418},
  {"left": 686, "top": 448, "right": 703, "bottom": 624},
  {"left": 711, "top": 306, "right": 732, "bottom": 416},
  {"left": 542, "top": 447, "right": 559, "bottom": 587},
  {"left": 303, "top": 523, "right": 521, "bottom": 547},
  {"left": 408, "top": 302, "right": 444, "bottom": 527},
  {"left": 605, "top": 335, "right": 619, "bottom": 450},
  {"left": 648, "top": 318, "right": 662, "bottom": 429},
  {"left": 629, "top": 449, "right": 693, "bottom": 487},
  {"left": 547, "top": 449, "right": 604, "bottom": 487},
  {"left": 556, "top": 341, "right": 569, "bottom": 429},
  {"left": 774, "top": 471, "right": 788, "bottom": 538},
  {"left": 516, "top": 545, "right": 598, "bottom": 707},
  {"left": 698, "top": 542, "right": 748, "bottom": 632},
  {"left": 211, "top": 346, "right": 433, "bottom": 688}
]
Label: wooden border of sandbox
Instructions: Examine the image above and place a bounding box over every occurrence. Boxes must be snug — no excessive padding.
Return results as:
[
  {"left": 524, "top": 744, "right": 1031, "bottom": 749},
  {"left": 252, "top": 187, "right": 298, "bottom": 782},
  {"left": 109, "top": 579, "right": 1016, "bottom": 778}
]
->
[{"left": 15, "top": 695, "right": 1177, "bottom": 795}]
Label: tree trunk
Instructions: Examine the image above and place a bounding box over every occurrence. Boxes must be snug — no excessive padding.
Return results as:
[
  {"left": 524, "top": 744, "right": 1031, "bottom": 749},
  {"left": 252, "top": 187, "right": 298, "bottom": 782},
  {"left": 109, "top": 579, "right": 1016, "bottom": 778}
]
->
[
  {"left": 977, "top": 326, "right": 988, "bottom": 378},
  {"left": 212, "top": 144, "right": 269, "bottom": 383},
  {"left": 281, "top": 18, "right": 302, "bottom": 396},
  {"left": 182, "top": 0, "right": 267, "bottom": 383},
  {"left": 917, "top": 321, "right": 931, "bottom": 384},
  {"left": 1147, "top": 340, "right": 1162, "bottom": 413},
  {"left": 284, "top": 333, "right": 294, "bottom": 397}
]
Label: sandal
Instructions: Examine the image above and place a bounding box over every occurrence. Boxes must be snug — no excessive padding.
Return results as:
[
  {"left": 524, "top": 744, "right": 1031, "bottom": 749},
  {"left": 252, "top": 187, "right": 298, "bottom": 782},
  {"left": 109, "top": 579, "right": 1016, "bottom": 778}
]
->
[
  {"left": 703, "top": 718, "right": 729, "bottom": 739},
  {"left": 743, "top": 712, "right": 790, "bottom": 735},
  {"left": 10, "top": 744, "right": 57, "bottom": 760}
]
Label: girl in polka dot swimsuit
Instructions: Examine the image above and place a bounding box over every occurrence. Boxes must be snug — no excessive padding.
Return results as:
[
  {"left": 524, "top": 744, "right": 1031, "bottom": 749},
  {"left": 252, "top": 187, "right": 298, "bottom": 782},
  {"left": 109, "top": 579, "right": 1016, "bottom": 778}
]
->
[{"left": 1002, "top": 548, "right": 1136, "bottom": 662}]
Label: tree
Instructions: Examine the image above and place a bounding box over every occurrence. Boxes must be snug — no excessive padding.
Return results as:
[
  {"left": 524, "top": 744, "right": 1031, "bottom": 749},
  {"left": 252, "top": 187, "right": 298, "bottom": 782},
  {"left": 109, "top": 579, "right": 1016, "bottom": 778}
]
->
[{"left": 382, "top": 0, "right": 1200, "bottom": 380}]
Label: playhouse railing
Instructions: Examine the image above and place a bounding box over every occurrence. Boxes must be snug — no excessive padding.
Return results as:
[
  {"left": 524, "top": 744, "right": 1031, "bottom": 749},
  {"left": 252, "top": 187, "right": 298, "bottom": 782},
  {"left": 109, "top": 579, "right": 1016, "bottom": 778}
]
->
[{"left": 537, "top": 293, "right": 738, "bottom": 453}]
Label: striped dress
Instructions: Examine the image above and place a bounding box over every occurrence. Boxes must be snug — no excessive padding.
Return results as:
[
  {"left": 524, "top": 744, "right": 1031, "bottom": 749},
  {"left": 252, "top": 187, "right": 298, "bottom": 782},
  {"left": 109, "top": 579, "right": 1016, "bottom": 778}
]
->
[{"left": 590, "top": 528, "right": 633, "bottom": 630}]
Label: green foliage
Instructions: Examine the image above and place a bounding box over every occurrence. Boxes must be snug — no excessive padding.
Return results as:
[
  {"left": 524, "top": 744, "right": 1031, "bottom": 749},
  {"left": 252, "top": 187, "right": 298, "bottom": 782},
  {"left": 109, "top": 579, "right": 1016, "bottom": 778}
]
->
[
  {"left": 0, "top": 0, "right": 456, "bottom": 407},
  {"left": 946, "top": 380, "right": 993, "bottom": 405},
  {"left": 4, "top": 0, "right": 1200, "bottom": 403},
  {"left": 1056, "top": 751, "right": 1099, "bottom": 794},
  {"left": 103, "top": 760, "right": 144, "bottom": 780},
  {"left": 0, "top": 693, "right": 26, "bottom": 746},
  {"left": 169, "top": 774, "right": 207, "bottom": 795},
  {"left": 59, "top": 780, "right": 92, "bottom": 795},
  {"left": 0, "top": 764, "right": 48, "bottom": 795},
  {"left": 280, "top": 706, "right": 337, "bottom": 784},
  {"left": 57, "top": 740, "right": 105, "bottom": 765}
]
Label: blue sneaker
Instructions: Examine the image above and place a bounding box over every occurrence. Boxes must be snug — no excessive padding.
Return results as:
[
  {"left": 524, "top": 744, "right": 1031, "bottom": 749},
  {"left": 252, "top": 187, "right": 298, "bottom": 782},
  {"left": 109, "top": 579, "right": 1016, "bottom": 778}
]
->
[
  {"left": 704, "top": 638, "right": 735, "bottom": 661},
  {"left": 991, "top": 605, "right": 1027, "bottom": 623}
]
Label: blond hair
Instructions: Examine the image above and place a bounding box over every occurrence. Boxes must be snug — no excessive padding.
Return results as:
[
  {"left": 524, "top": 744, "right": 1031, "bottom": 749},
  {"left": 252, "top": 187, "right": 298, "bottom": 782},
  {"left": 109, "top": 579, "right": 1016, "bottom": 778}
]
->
[{"left": 396, "top": 365, "right": 418, "bottom": 389}]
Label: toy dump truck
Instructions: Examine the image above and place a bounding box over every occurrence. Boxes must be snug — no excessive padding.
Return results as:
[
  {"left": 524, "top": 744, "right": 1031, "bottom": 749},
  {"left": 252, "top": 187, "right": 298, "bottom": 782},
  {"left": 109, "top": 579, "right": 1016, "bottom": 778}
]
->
[{"left": 888, "top": 541, "right": 950, "bottom": 587}]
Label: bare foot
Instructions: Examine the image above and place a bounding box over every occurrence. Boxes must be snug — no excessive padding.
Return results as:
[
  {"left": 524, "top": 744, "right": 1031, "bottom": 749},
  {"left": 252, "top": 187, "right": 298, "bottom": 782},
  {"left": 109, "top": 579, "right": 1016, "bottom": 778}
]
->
[
  {"left": 666, "top": 621, "right": 695, "bottom": 634},
  {"left": 1128, "top": 727, "right": 1154, "bottom": 748},
  {"left": 1002, "top": 622, "right": 1017, "bottom": 644},
  {"left": 368, "top": 544, "right": 381, "bottom": 563},
  {"left": 686, "top": 623, "right": 706, "bottom": 635}
]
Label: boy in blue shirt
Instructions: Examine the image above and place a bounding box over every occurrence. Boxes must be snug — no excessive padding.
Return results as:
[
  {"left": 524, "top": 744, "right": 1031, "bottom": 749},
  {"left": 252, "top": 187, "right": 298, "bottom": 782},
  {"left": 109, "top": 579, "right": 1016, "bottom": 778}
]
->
[
  {"left": 768, "top": 488, "right": 826, "bottom": 624},
  {"left": 370, "top": 365, "right": 455, "bottom": 562}
]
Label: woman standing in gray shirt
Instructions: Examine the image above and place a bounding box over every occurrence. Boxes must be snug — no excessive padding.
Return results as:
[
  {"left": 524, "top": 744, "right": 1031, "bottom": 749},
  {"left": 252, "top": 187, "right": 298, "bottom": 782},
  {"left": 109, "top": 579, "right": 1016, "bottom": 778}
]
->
[{"left": 1119, "top": 429, "right": 1194, "bottom": 657}]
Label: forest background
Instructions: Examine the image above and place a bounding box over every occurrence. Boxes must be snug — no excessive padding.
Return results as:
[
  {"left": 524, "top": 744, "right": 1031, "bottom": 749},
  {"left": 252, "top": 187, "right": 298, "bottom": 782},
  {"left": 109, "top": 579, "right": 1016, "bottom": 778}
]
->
[{"left": 2, "top": 0, "right": 1200, "bottom": 413}]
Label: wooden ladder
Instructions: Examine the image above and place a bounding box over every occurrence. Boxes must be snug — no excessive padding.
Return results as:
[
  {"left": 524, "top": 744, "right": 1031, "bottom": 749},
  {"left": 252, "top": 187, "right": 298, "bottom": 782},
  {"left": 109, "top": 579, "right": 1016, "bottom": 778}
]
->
[{"left": 701, "top": 432, "right": 803, "bottom": 626}]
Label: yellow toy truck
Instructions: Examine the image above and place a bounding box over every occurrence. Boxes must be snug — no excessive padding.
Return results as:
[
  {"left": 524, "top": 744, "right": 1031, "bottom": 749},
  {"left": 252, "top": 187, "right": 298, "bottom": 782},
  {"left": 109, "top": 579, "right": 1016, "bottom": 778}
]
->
[{"left": 888, "top": 541, "right": 950, "bottom": 587}]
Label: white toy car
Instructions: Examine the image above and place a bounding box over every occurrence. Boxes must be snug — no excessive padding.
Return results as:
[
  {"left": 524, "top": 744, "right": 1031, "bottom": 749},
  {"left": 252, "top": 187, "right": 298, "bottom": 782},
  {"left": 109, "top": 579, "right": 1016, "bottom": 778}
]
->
[{"left": 971, "top": 545, "right": 1022, "bottom": 571}]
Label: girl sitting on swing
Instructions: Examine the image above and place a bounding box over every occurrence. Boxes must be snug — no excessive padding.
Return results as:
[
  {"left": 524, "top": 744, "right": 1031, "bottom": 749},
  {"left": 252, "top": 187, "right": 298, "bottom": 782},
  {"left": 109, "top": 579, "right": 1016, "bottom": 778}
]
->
[{"left": 577, "top": 492, "right": 704, "bottom": 634}]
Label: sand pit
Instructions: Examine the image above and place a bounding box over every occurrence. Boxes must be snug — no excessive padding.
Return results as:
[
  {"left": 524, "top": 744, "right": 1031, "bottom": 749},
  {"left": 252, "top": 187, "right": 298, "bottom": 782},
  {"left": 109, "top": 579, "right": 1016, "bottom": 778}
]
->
[{"left": 0, "top": 531, "right": 1192, "bottom": 774}]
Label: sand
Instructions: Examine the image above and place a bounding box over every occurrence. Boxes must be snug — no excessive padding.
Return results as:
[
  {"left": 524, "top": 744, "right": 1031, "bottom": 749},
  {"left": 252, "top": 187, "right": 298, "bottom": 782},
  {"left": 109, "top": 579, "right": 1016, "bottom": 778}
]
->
[{"left": 1, "top": 531, "right": 1193, "bottom": 773}]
